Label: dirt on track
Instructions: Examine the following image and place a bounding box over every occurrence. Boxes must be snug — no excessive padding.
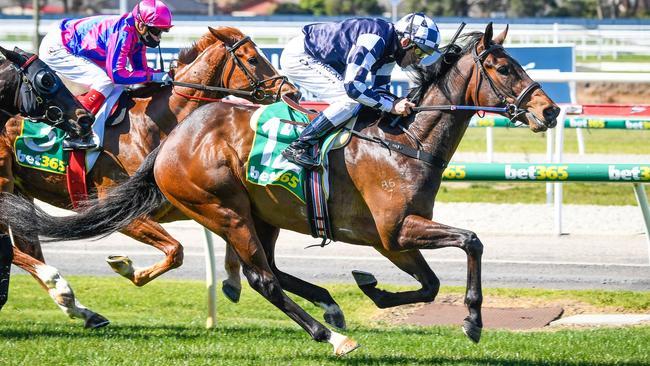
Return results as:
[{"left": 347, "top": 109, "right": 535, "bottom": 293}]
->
[{"left": 374, "top": 293, "right": 647, "bottom": 329}]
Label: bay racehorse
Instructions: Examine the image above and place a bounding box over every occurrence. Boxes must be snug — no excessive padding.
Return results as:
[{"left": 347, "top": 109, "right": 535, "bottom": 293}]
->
[
  {"left": 0, "top": 26, "right": 298, "bottom": 328},
  {"left": 0, "top": 24, "right": 559, "bottom": 354}
]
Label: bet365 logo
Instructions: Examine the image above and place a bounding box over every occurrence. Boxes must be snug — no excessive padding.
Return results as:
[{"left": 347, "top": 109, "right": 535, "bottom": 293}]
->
[
  {"left": 505, "top": 165, "right": 569, "bottom": 180},
  {"left": 608, "top": 165, "right": 650, "bottom": 181}
]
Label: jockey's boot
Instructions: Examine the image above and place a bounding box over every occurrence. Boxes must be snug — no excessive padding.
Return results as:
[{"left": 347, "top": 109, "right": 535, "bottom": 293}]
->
[
  {"left": 62, "top": 89, "right": 105, "bottom": 150},
  {"left": 282, "top": 113, "right": 336, "bottom": 170}
]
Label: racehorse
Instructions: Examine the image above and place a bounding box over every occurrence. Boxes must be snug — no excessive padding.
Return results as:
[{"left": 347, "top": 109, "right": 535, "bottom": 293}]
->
[
  {"left": 0, "top": 24, "right": 559, "bottom": 354},
  {"left": 0, "top": 26, "right": 298, "bottom": 328}
]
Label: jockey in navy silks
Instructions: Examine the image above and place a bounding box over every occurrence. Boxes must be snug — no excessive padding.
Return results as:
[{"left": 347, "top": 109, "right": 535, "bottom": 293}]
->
[
  {"left": 39, "top": 0, "right": 174, "bottom": 150},
  {"left": 280, "top": 13, "right": 441, "bottom": 169}
]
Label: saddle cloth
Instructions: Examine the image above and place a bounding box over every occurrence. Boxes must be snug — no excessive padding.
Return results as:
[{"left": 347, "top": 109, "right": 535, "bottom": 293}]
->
[
  {"left": 13, "top": 86, "right": 123, "bottom": 175},
  {"left": 246, "top": 101, "right": 354, "bottom": 202}
]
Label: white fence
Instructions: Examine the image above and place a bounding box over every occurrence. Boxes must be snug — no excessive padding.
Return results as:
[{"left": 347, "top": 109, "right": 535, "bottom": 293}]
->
[{"left": 3, "top": 18, "right": 650, "bottom": 60}]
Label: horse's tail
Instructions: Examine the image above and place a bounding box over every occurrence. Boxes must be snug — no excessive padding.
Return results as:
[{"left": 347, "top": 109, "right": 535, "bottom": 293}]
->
[{"left": 0, "top": 146, "right": 166, "bottom": 242}]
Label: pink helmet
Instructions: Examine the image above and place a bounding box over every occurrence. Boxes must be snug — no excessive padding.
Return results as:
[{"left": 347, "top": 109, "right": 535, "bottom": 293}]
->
[{"left": 132, "top": 0, "right": 173, "bottom": 29}]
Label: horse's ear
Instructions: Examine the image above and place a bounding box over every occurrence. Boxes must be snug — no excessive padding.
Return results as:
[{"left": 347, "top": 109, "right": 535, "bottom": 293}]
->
[
  {"left": 482, "top": 22, "right": 494, "bottom": 50},
  {"left": 493, "top": 24, "right": 508, "bottom": 45},
  {"left": 208, "top": 26, "right": 236, "bottom": 47},
  {"left": 0, "top": 46, "right": 24, "bottom": 65}
]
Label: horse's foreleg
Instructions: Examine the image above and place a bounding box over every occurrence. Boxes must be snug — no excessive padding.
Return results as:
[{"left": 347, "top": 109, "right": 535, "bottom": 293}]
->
[
  {"left": 114, "top": 217, "right": 184, "bottom": 287},
  {"left": 393, "top": 214, "right": 483, "bottom": 343},
  {"left": 352, "top": 248, "right": 440, "bottom": 309},
  {"left": 0, "top": 233, "right": 12, "bottom": 310},
  {"left": 12, "top": 246, "right": 109, "bottom": 329},
  {"left": 222, "top": 243, "right": 242, "bottom": 303}
]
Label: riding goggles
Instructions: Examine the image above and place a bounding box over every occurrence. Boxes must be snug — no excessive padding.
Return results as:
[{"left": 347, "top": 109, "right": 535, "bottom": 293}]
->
[{"left": 147, "top": 26, "right": 166, "bottom": 37}]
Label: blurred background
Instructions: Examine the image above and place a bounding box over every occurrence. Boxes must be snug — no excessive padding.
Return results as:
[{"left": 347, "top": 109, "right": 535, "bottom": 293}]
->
[{"left": 2, "top": 0, "right": 650, "bottom": 103}]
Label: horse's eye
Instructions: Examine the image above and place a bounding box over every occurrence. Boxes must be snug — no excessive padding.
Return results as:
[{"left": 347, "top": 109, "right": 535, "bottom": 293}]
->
[
  {"left": 248, "top": 57, "right": 258, "bottom": 65},
  {"left": 497, "top": 65, "right": 509, "bottom": 76}
]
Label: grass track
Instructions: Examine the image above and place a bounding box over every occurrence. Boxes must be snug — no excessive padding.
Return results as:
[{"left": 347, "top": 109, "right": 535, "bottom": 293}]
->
[{"left": 1, "top": 275, "right": 649, "bottom": 365}]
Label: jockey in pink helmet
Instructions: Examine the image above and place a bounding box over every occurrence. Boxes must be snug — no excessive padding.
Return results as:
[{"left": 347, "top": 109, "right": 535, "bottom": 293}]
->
[{"left": 39, "top": 0, "right": 173, "bottom": 150}]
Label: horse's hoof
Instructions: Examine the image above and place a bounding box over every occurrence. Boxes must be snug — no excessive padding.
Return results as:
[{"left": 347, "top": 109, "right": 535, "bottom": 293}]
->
[
  {"left": 334, "top": 337, "right": 360, "bottom": 356},
  {"left": 351, "top": 270, "right": 377, "bottom": 288},
  {"left": 324, "top": 311, "right": 347, "bottom": 330},
  {"left": 85, "top": 313, "right": 110, "bottom": 329},
  {"left": 462, "top": 317, "right": 482, "bottom": 343},
  {"left": 222, "top": 280, "right": 241, "bottom": 303},
  {"left": 106, "top": 255, "right": 135, "bottom": 278}
]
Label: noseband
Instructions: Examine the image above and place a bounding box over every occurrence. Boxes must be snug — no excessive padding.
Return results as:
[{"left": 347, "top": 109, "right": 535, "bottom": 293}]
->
[
  {"left": 172, "top": 36, "right": 288, "bottom": 102},
  {"left": 471, "top": 44, "right": 541, "bottom": 121}
]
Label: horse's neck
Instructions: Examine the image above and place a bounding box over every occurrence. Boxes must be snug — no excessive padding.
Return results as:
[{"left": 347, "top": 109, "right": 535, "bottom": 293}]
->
[{"left": 414, "top": 59, "right": 476, "bottom": 164}]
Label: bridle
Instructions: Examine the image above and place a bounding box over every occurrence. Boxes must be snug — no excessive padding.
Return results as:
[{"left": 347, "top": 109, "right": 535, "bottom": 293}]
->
[
  {"left": 11, "top": 53, "right": 73, "bottom": 126},
  {"left": 172, "top": 36, "right": 289, "bottom": 102},
  {"left": 471, "top": 43, "right": 541, "bottom": 122},
  {"left": 367, "top": 33, "right": 545, "bottom": 170}
]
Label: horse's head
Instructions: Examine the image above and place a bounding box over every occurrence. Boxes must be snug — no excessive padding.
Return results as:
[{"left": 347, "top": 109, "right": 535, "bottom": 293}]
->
[
  {"left": 0, "top": 46, "right": 93, "bottom": 129},
  {"left": 174, "top": 27, "right": 300, "bottom": 103},
  {"left": 0, "top": 57, "right": 21, "bottom": 120},
  {"left": 468, "top": 23, "right": 560, "bottom": 131}
]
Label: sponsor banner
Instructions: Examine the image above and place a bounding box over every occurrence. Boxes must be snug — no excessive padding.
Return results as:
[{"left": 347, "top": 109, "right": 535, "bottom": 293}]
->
[
  {"left": 443, "top": 163, "right": 650, "bottom": 182},
  {"left": 469, "top": 115, "right": 650, "bottom": 129}
]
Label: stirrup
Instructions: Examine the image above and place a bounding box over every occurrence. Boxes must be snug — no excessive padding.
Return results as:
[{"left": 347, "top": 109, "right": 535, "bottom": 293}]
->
[{"left": 282, "top": 147, "right": 319, "bottom": 170}]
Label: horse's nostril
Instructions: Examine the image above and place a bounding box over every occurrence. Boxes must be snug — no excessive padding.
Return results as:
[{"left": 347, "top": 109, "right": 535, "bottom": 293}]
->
[{"left": 544, "top": 106, "right": 560, "bottom": 121}]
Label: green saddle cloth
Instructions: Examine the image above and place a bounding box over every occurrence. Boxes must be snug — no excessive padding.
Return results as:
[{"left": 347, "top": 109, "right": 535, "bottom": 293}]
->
[
  {"left": 246, "top": 102, "right": 343, "bottom": 203},
  {"left": 14, "top": 118, "right": 68, "bottom": 174}
]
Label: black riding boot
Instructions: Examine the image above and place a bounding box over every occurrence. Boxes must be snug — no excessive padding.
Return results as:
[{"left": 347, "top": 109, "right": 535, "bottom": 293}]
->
[
  {"left": 0, "top": 233, "right": 12, "bottom": 310},
  {"left": 62, "top": 112, "right": 96, "bottom": 151},
  {"left": 282, "top": 113, "right": 337, "bottom": 170}
]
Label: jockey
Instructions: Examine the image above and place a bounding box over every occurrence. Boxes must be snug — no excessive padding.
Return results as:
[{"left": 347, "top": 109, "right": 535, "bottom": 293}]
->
[
  {"left": 38, "top": 0, "right": 174, "bottom": 150},
  {"left": 280, "top": 13, "right": 441, "bottom": 169}
]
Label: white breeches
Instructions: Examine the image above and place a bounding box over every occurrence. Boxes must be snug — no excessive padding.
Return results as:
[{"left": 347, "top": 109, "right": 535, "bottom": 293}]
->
[
  {"left": 39, "top": 23, "right": 114, "bottom": 98},
  {"left": 280, "top": 35, "right": 360, "bottom": 126}
]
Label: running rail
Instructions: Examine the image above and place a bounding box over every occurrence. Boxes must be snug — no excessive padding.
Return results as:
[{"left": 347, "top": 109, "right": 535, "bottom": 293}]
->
[{"left": 442, "top": 162, "right": 650, "bottom": 265}]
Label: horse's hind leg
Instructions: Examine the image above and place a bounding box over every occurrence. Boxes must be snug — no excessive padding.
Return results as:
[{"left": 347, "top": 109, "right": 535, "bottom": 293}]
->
[
  {"left": 254, "top": 218, "right": 346, "bottom": 329},
  {"left": 387, "top": 214, "right": 483, "bottom": 343},
  {"left": 0, "top": 233, "right": 12, "bottom": 310},
  {"left": 160, "top": 194, "right": 358, "bottom": 355},
  {"left": 12, "top": 242, "right": 109, "bottom": 329},
  {"left": 352, "top": 247, "right": 440, "bottom": 310},
  {"left": 112, "top": 217, "right": 184, "bottom": 287},
  {"left": 221, "top": 243, "right": 242, "bottom": 303}
]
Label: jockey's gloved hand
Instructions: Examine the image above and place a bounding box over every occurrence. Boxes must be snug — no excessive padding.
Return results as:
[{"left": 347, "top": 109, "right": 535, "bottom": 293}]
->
[{"left": 152, "top": 72, "right": 173, "bottom": 85}]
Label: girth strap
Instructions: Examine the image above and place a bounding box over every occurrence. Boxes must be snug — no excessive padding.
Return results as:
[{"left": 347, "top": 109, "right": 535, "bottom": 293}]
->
[{"left": 346, "top": 128, "right": 448, "bottom": 169}]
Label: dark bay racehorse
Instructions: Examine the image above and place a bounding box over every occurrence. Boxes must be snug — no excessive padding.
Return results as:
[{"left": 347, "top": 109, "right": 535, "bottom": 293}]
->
[
  {"left": 0, "top": 24, "right": 559, "bottom": 353},
  {"left": 0, "top": 27, "right": 298, "bottom": 327}
]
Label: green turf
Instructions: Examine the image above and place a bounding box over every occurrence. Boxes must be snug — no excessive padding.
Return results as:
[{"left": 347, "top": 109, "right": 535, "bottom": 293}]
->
[
  {"left": 456, "top": 128, "right": 650, "bottom": 155},
  {"left": 1, "top": 275, "right": 649, "bottom": 365}
]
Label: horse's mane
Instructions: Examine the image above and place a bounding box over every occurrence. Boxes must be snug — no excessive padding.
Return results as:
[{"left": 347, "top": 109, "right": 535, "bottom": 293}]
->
[
  {"left": 408, "top": 32, "right": 484, "bottom": 104},
  {"left": 176, "top": 27, "right": 244, "bottom": 66}
]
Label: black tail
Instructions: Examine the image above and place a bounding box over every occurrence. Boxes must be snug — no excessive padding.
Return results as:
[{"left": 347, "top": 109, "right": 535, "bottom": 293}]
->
[{"left": 0, "top": 146, "right": 166, "bottom": 242}]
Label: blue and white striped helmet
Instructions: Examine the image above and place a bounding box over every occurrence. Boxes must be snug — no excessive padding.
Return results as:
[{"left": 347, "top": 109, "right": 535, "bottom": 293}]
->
[{"left": 394, "top": 13, "right": 441, "bottom": 54}]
